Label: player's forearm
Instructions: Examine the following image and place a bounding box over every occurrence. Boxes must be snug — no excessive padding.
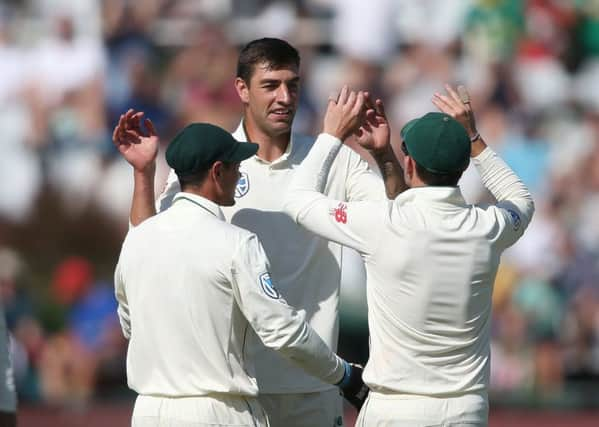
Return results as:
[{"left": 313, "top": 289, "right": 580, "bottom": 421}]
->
[
  {"left": 472, "top": 145, "right": 535, "bottom": 220},
  {"left": 263, "top": 318, "right": 346, "bottom": 385},
  {"left": 130, "top": 167, "right": 157, "bottom": 226},
  {"left": 284, "top": 133, "right": 342, "bottom": 220},
  {"left": 370, "top": 146, "right": 407, "bottom": 199}
]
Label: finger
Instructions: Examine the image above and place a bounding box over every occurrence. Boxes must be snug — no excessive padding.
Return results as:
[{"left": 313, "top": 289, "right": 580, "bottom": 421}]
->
[
  {"left": 112, "top": 124, "right": 120, "bottom": 144},
  {"left": 115, "top": 114, "right": 127, "bottom": 137},
  {"left": 328, "top": 90, "right": 339, "bottom": 104},
  {"left": 144, "top": 118, "right": 157, "bottom": 136},
  {"left": 346, "top": 90, "right": 357, "bottom": 110},
  {"left": 124, "top": 109, "right": 136, "bottom": 123},
  {"left": 457, "top": 85, "right": 470, "bottom": 104},
  {"left": 432, "top": 93, "right": 459, "bottom": 116},
  {"left": 375, "top": 99, "right": 387, "bottom": 118},
  {"left": 365, "top": 108, "right": 377, "bottom": 122},
  {"left": 354, "top": 91, "right": 366, "bottom": 115},
  {"left": 432, "top": 97, "right": 456, "bottom": 117},
  {"left": 444, "top": 84, "right": 463, "bottom": 106},
  {"left": 338, "top": 85, "right": 349, "bottom": 105},
  {"left": 457, "top": 85, "right": 473, "bottom": 114},
  {"left": 363, "top": 92, "right": 374, "bottom": 110},
  {"left": 130, "top": 112, "right": 144, "bottom": 131}
]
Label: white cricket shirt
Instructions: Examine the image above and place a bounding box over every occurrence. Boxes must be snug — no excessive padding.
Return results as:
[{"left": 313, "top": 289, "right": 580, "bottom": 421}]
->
[
  {"left": 157, "top": 123, "right": 384, "bottom": 393},
  {"left": 115, "top": 193, "right": 346, "bottom": 397},
  {"left": 284, "top": 134, "right": 535, "bottom": 396}
]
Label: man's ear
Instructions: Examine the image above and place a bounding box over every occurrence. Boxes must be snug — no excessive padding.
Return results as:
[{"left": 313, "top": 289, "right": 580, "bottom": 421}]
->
[
  {"left": 406, "top": 156, "right": 415, "bottom": 179},
  {"left": 210, "top": 161, "right": 224, "bottom": 182},
  {"left": 208, "top": 160, "right": 224, "bottom": 183},
  {"left": 235, "top": 77, "right": 250, "bottom": 104}
]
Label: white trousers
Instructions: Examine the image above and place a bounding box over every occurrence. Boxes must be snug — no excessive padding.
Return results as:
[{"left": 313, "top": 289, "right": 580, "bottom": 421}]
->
[
  {"left": 131, "top": 394, "right": 269, "bottom": 427},
  {"left": 258, "top": 388, "right": 344, "bottom": 427},
  {"left": 356, "top": 391, "right": 488, "bottom": 427}
]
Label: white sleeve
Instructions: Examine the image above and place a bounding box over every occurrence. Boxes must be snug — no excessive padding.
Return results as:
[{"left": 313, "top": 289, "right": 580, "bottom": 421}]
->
[
  {"left": 156, "top": 168, "right": 180, "bottom": 213},
  {"left": 472, "top": 147, "right": 535, "bottom": 249},
  {"left": 231, "top": 234, "right": 346, "bottom": 385},
  {"left": 284, "top": 133, "right": 383, "bottom": 255},
  {"left": 114, "top": 253, "right": 131, "bottom": 340},
  {"left": 343, "top": 147, "right": 386, "bottom": 202}
]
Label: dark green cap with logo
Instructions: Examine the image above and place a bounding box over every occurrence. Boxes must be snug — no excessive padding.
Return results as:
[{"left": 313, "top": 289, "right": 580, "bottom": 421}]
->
[
  {"left": 166, "top": 123, "right": 258, "bottom": 176},
  {"left": 400, "top": 112, "right": 470, "bottom": 174}
]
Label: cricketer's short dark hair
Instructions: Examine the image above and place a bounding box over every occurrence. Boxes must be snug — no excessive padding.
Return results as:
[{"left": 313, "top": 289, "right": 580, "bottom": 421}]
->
[
  {"left": 177, "top": 168, "right": 210, "bottom": 191},
  {"left": 414, "top": 162, "right": 463, "bottom": 187},
  {"left": 236, "top": 38, "right": 300, "bottom": 83}
]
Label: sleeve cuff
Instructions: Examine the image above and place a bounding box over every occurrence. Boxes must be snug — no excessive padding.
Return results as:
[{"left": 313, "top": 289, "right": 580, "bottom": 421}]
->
[
  {"left": 319, "top": 133, "right": 343, "bottom": 147},
  {"left": 471, "top": 146, "right": 495, "bottom": 165},
  {"left": 335, "top": 360, "right": 352, "bottom": 387}
]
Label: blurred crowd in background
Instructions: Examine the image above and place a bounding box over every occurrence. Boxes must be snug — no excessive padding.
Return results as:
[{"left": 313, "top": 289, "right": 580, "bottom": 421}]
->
[{"left": 1, "top": 0, "right": 599, "bottom": 411}]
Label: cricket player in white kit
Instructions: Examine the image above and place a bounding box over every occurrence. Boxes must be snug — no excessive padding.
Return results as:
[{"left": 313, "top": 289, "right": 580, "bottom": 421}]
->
[
  {"left": 114, "top": 123, "right": 367, "bottom": 427},
  {"left": 283, "top": 85, "right": 535, "bottom": 426},
  {"left": 113, "top": 38, "right": 403, "bottom": 426}
]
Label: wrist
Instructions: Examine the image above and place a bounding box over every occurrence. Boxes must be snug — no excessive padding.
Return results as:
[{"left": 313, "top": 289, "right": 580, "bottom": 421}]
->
[
  {"left": 336, "top": 361, "right": 352, "bottom": 387},
  {"left": 134, "top": 163, "right": 156, "bottom": 176},
  {"left": 370, "top": 144, "right": 394, "bottom": 159}
]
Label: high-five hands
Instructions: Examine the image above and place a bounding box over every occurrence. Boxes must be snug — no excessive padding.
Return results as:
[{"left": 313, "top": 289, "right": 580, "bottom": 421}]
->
[
  {"left": 323, "top": 85, "right": 367, "bottom": 141},
  {"left": 354, "top": 93, "right": 391, "bottom": 155},
  {"left": 112, "top": 109, "right": 160, "bottom": 173}
]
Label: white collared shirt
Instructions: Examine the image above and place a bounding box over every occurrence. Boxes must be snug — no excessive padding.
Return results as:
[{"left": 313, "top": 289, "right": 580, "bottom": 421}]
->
[
  {"left": 115, "top": 192, "right": 346, "bottom": 397},
  {"left": 284, "top": 134, "right": 535, "bottom": 396},
  {"left": 156, "top": 124, "right": 384, "bottom": 393}
]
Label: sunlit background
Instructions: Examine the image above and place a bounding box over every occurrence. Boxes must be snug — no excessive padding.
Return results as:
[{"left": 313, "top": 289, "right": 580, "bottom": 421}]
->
[{"left": 2, "top": 0, "right": 599, "bottom": 425}]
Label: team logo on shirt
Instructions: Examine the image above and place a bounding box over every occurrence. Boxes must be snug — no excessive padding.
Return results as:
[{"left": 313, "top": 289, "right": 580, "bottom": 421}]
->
[
  {"left": 235, "top": 172, "right": 250, "bottom": 198},
  {"left": 259, "top": 272, "right": 281, "bottom": 299},
  {"left": 330, "top": 203, "right": 348, "bottom": 224},
  {"left": 507, "top": 209, "right": 521, "bottom": 230}
]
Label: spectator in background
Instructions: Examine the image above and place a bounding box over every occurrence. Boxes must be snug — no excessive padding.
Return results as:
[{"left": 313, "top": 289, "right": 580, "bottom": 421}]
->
[
  {"left": 38, "top": 256, "right": 123, "bottom": 406},
  {"left": 0, "top": 7, "right": 42, "bottom": 224}
]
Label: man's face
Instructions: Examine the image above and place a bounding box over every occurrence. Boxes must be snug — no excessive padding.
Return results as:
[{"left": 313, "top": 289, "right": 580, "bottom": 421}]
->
[
  {"left": 238, "top": 63, "right": 300, "bottom": 137},
  {"left": 219, "top": 162, "right": 241, "bottom": 206}
]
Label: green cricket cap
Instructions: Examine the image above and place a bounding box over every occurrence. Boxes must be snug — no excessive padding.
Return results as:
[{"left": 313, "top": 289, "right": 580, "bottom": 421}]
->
[
  {"left": 166, "top": 123, "right": 258, "bottom": 176},
  {"left": 400, "top": 112, "right": 470, "bottom": 174}
]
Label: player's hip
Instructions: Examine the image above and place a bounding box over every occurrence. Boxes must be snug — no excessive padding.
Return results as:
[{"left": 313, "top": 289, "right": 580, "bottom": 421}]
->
[
  {"left": 356, "top": 391, "right": 488, "bottom": 427},
  {"left": 258, "top": 388, "right": 344, "bottom": 427},
  {"left": 132, "top": 393, "right": 269, "bottom": 427}
]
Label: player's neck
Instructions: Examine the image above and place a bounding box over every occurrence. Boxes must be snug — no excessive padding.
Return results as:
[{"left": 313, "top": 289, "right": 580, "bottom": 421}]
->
[
  {"left": 182, "top": 183, "right": 220, "bottom": 206},
  {"left": 243, "top": 120, "right": 290, "bottom": 162}
]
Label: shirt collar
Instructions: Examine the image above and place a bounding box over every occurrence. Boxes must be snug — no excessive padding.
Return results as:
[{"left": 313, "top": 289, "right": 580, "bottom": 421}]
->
[
  {"left": 172, "top": 192, "right": 225, "bottom": 220},
  {"left": 232, "top": 120, "right": 294, "bottom": 165},
  {"left": 394, "top": 186, "right": 467, "bottom": 207}
]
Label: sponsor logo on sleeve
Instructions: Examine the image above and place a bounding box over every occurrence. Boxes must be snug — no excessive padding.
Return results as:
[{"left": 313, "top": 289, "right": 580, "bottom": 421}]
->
[
  {"left": 259, "top": 272, "right": 281, "bottom": 299},
  {"left": 235, "top": 172, "right": 250, "bottom": 198},
  {"left": 330, "top": 202, "right": 348, "bottom": 224},
  {"left": 507, "top": 209, "right": 521, "bottom": 230}
]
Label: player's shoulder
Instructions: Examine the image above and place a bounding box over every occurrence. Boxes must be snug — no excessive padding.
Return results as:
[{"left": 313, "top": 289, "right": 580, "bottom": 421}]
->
[{"left": 217, "top": 217, "right": 257, "bottom": 243}]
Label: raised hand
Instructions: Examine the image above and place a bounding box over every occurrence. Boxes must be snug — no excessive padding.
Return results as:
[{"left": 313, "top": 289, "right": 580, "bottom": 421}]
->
[
  {"left": 323, "top": 85, "right": 367, "bottom": 141},
  {"left": 354, "top": 94, "right": 391, "bottom": 155},
  {"left": 112, "top": 109, "right": 160, "bottom": 173},
  {"left": 432, "top": 84, "right": 478, "bottom": 139}
]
